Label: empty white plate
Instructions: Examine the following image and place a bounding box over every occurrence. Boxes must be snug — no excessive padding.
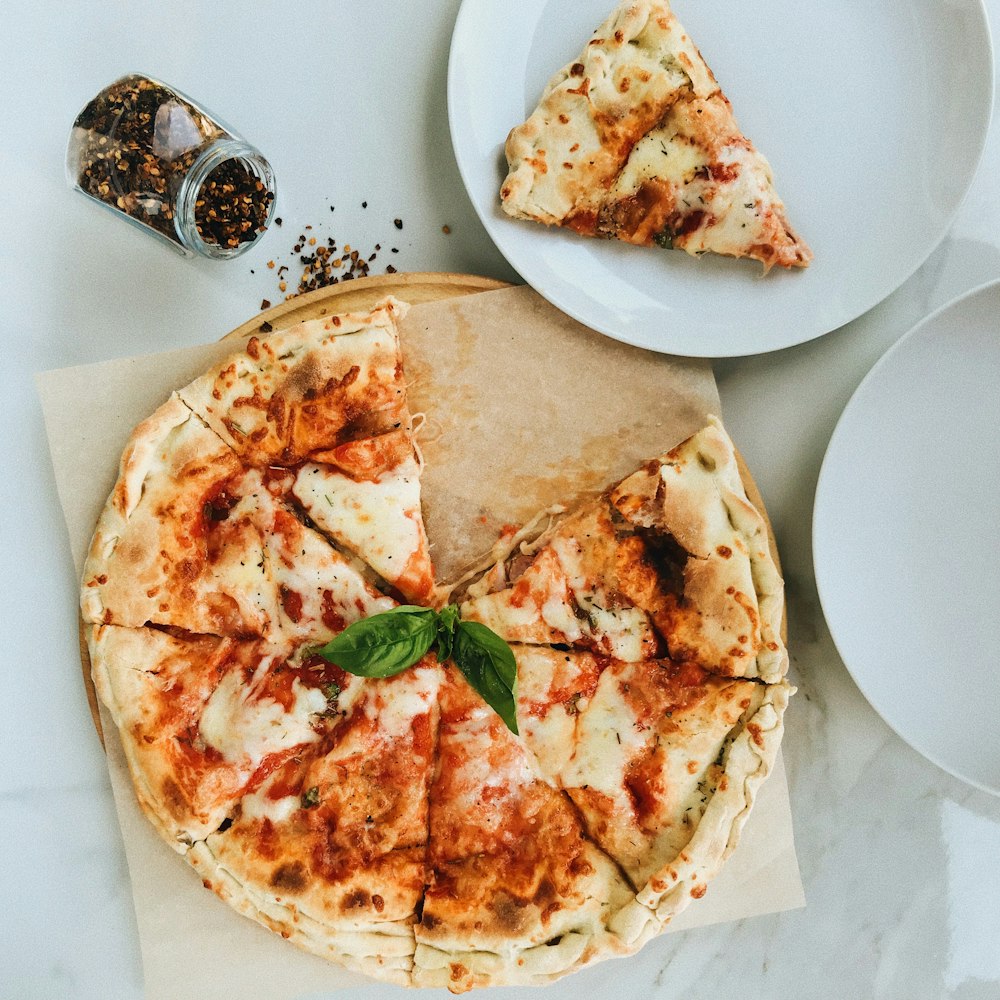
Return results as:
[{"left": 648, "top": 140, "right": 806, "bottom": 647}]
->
[
  {"left": 448, "top": 0, "right": 993, "bottom": 356},
  {"left": 813, "top": 280, "right": 1000, "bottom": 795}
]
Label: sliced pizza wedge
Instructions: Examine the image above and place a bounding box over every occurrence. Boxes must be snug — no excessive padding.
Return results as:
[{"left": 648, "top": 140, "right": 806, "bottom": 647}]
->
[
  {"left": 187, "top": 658, "right": 441, "bottom": 984},
  {"left": 414, "top": 666, "right": 634, "bottom": 991},
  {"left": 462, "top": 418, "right": 786, "bottom": 682},
  {"left": 81, "top": 394, "right": 396, "bottom": 641},
  {"left": 501, "top": 0, "right": 811, "bottom": 269},
  {"left": 175, "top": 298, "right": 435, "bottom": 603},
  {"left": 88, "top": 624, "right": 365, "bottom": 846},
  {"left": 610, "top": 416, "right": 786, "bottom": 683},
  {"left": 511, "top": 645, "right": 790, "bottom": 938},
  {"left": 81, "top": 395, "right": 282, "bottom": 637},
  {"left": 459, "top": 500, "right": 661, "bottom": 661}
]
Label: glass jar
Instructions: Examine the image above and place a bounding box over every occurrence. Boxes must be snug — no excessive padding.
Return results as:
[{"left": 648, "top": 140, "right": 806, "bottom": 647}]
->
[{"left": 66, "top": 74, "right": 276, "bottom": 259}]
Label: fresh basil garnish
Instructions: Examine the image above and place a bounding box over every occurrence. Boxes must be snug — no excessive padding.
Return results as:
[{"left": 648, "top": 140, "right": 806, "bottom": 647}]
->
[
  {"left": 452, "top": 620, "right": 518, "bottom": 735},
  {"left": 435, "top": 603, "right": 460, "bottom": 662},
  {"left": 312, "top": 605, "right": 437, "bottom": 677},
  {"left": 313, "top": 604, "right": 519, "bottom": 733}
]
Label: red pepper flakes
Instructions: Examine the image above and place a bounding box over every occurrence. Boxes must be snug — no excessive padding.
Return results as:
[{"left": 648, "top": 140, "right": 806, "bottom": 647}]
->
[{"left": 254, "top": 206, "right": 406, "bottom": 303}]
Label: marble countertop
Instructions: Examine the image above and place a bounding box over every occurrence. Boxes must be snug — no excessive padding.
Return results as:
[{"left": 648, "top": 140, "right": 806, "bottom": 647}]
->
[{"left": 4, "top": 2, "right": 1000, "bottom": 998}]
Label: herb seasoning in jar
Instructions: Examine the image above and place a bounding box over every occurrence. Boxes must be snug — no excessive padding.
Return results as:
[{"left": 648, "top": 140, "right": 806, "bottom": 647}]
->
[{"left": 67, "top": 74, "right": 276, "bottom": 259}]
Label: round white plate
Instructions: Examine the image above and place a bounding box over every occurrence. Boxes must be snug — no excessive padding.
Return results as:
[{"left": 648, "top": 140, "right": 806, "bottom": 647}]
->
[
  {"left": 448, "top": 0, "right": 993, "bottom": 357},
  {"left": 814, "top": 280, "right": 1000, "bottom": 795}
]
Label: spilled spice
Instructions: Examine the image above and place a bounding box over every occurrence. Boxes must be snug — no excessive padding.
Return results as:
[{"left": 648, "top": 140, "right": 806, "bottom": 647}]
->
[{"left": 258, "top": 209, "right": 406, "bottom": 300}]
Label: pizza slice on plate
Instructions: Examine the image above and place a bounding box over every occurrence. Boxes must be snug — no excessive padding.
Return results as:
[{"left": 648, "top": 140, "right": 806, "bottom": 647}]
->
[
  {"left": 500, "top": 0, "right": 811, "bottom": 269},
  {"left": 187, "top": 658, "right": 441, "bottom": 984},
  {"left": 413, "top": 667, "right": 635, "bottom": 990},
  {"left": 461, "top": 419, "right": 787, "bottom": 683},
  {"left": 176, "top": 297, "right": 435, "bottom": 603}
]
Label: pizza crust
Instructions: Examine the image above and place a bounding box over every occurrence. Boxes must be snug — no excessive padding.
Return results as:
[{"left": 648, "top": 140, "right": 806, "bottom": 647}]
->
[
  {"left": 612, "top": 680, "right": 791, "bottom": 938},
  {"left": 187, "top": 839, "right": 417, "bottom": 986}
]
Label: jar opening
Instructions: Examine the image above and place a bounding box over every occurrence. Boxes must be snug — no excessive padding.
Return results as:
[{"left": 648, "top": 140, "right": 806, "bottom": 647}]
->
[{"left": 174, "top": 140, "right": 277, "bottom": 259}]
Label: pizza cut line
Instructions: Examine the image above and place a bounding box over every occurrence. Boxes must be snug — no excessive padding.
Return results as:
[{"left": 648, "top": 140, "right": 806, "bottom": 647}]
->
[
  {"left": 81, "top": 295, "right": 791, "bottom": 991},
  {"left": 500, "top": 0, "right": 812, "bottom": 270}
]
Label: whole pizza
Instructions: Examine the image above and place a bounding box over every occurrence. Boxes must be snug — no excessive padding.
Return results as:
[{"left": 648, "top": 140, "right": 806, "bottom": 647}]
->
[{"left": 81, "top": 297, "right": 790, "bottom": 991}]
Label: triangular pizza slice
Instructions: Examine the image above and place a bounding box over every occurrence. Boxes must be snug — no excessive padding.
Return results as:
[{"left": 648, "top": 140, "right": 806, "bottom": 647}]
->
[
  {"left": 175, "top": 298, "right": 435, "bottom": 603},
  {"left": 81, "top": 394, "right": 395, "bottom": 641},
  {"left": 414, "top": 666, "right": 635, "bottom": 990},
  {"left": 610, "top": 416, "right": 786, "bottom": 682},
  {"left": 501, "top": 0, "right": 811, "bottom": 269},
  {"left": 187, "top": 658, "right": 441, "bottom": 984},
  {"left": 511, "top": 644, "right": 790, "bottom": 935},
  {"left": 81, "top": 395, "right": 281, "bottom": 637},
  {"left": 461, "top": 418, "right": 786, "bottom": 683},
  {"left": 88, "top": 624, "right": 367, "bottom": 846}
]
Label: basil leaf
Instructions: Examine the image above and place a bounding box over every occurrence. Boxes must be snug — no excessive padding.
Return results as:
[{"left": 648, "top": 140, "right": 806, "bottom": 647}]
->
[
  {"left": 313, "top": 607, "right": 437, "bottom": 677},
  {"left": 435, "top": 604, "right": 460, "bottom": 662},
  {"left": 452, "top": 620, "right": 519, "bottom": 734}
]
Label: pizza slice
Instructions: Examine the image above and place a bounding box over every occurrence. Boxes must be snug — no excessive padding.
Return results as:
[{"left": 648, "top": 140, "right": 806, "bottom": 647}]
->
[
  {"left": 461, "top": 419, "right": 786, "bottom": 682},
  {"left": 81, "top": 395, "right": 282, "bottom": 637},
  {"left": 414, "top": 666, "right": 635, "bottom": 991},
  {"left": 187, "top": 658, "right": 441, "bottom": 984},
  {"left": 501, "top": 0, "right": 811, "bottom": 269},
  {"left": 459, "top": 500, "right": 661, "bottom": 661},
  {"left": 263, "top": 497, "right": 396, "bottom": 644},
  {"left": 511, "top": 644, "right": 790, "bottom": 936},
  {"left": 81, "top": 394, "right": 396, "bottom": 641},
  {"left": 610, "top": 416, "right": 786, "bottom": 683},
  {"left": 88, "top": 623, "right": 365, "bottom": 846},
  {"left": 175, "top": 298, "right": 436, "bottom": 603}
]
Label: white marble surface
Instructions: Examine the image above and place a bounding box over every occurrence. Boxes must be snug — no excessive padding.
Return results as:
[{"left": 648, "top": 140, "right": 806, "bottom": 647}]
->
[{"left": 3, "top": 2, "right": 1000, "bottom": 998}]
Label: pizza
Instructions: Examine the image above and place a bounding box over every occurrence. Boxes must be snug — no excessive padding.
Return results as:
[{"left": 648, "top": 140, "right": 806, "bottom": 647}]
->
[
  {"left": 500, "top": 0, "right": 812, "bottom": 269},
  {"left": 81, "top": 296, "right": 791, "bottom": 990}
]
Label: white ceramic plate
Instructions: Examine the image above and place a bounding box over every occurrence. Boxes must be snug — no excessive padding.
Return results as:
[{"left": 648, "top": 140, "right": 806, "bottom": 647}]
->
[
  {"left": 448, "top": 0, "right": 993, "bottom": 357},
  {"left": 814, "top": 280, "right": 1000, "bottom": 795}
]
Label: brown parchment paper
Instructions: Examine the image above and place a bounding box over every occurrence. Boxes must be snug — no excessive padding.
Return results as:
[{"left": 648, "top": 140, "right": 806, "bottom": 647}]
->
[{"left": 38, "top": 284, "right": 803, "bottom": 1000}]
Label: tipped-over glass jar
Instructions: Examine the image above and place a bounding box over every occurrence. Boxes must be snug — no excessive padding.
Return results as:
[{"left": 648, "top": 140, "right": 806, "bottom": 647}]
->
[{"left": 66, "top": 74, "right": 276, "bottom": 259}]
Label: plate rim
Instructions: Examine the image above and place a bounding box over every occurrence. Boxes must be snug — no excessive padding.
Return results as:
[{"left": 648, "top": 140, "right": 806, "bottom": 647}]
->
[
  {"left": 812, "top": 276, "right": 1000, "bottom": 796},
  {"left": 447, "top": 0, "right": 996, "bottom": 358}
]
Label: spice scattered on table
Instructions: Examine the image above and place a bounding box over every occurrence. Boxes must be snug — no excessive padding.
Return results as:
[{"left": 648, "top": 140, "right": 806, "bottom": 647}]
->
[{"left": 256, "top": 209, "right": 408, "bottom": 300}]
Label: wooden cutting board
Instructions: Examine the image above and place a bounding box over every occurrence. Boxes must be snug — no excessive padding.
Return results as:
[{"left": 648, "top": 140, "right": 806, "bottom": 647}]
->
[{"left": 80, "top": 271, "right": 782, "bottom": 742}]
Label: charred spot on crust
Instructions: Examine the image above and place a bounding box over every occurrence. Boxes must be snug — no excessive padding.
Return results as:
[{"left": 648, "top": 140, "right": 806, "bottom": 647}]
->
[
  {"left": 270, "top": 860, "right": 308, "bottom": 893},
  {"left": 491, "top": 892, "right": 529, "bottom": 932},
  {"left": 343, "top": 888, "right": 372, "bottom": 910}
]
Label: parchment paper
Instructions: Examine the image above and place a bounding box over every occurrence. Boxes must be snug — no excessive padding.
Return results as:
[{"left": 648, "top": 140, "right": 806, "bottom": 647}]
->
[{"left": 38, "top": 285, "right": 803, "bottom": 1000}]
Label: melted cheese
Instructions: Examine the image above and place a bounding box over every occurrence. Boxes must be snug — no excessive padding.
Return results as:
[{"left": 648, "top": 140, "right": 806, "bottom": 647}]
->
[
  {"left": 549, "top": 535, "right": 651, "bottom": 661},
  {"left": 267, "top": 508, "right": 394, "bottom": 641},
  {"left": 293, "top": 456, "right": 425, "bottom": 590},
  {"left": 561, "top": 672, "right": 646, "bottom": 795},
  {"left": 199, "top": 661, "right": 326, "bottom": 765},
  {"left": 360, "top": 664, "right": 437, "bottom": 741},
  {"left": 613, "top": 126, "right": 705, "bottom": 196},
  {"left": 237, "top": 789, "right": 302, "bottom": 824}
]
